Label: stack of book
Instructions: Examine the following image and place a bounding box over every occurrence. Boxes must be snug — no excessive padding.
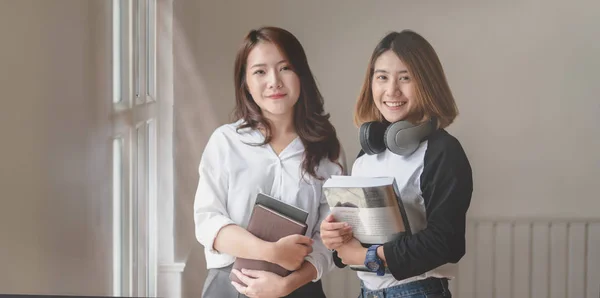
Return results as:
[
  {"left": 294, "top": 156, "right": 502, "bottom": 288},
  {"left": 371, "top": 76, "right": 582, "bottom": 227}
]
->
[{"left": 229, "top": 193, "right": 309, "bottom": 286}]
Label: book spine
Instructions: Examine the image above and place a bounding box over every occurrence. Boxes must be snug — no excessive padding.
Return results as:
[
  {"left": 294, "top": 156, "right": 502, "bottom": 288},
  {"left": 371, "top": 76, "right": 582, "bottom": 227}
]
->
[{"left": 392, "top": 183, "right": 413, "bottom": 236}]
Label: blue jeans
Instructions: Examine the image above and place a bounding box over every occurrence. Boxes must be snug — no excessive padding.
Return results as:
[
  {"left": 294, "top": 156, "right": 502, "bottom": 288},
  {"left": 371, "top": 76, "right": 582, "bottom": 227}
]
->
[{"left": 359, "top": 277, "right": 451, "bottom": 298}]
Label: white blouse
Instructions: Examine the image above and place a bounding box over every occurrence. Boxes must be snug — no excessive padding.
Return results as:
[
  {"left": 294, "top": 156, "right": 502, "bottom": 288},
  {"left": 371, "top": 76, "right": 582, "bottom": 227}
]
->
[{"left": 193, "top": 119, "right": 345, "bottom": 281}]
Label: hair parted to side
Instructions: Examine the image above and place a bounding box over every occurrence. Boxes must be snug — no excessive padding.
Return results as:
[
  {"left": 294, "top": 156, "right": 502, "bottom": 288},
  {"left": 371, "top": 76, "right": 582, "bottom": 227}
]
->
[
  {"left": 354, "top": 30, "right": 459, "bottom": 129},
  {"left": 232, "top": 26, "right": 342, "bottom": 179}
]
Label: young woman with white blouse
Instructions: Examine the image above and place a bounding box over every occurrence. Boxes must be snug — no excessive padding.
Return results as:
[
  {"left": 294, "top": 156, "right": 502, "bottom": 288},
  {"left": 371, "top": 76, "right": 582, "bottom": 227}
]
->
[{"left": 194, "top": 26, "right": 344, "bottom": 298}]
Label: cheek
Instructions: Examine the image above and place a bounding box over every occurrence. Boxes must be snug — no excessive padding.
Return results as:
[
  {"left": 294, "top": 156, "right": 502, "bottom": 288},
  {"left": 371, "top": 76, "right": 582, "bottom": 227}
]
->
[
  {"left": 286, "top": 74, "right": 300, "bottom": 91},
  {"left": 371, "top": 85, "right": 384, "bottom": 101},
  {"left": 402, "top": 84, "right": 415, "bottom": 100},
  {"left": 245, "top": 77, "right": 263, "bottom": 98},
  {"left": 283, "top": 74, "right": 301, "bottom": 101},
  {"left": 293, "top": 77, "right": 300, "bottom": 92}
]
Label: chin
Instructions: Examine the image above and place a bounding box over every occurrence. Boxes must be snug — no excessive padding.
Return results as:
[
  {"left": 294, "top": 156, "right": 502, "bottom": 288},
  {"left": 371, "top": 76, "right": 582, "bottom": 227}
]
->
[
  {"left": 263, "top": 108, "right": 294, "bottom": 117},
  {"left": 383, "top": 115, "right": 406, "bottom": 123},
  {"left": 380, "top": 108, "right": 407, "bottom": 123}
]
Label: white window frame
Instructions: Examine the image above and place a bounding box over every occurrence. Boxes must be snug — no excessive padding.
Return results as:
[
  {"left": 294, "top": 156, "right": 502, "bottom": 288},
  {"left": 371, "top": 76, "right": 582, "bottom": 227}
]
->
[{"left": 112, "top": 0, "right": 162, "bottom": 297}]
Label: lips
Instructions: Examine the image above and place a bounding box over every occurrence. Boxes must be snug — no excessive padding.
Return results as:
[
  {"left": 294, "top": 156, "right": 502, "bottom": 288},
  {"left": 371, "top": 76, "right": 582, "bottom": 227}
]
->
[
  {"left": 383, "top": 101, "right": 406, "bottom": 108},
  {"left": 267, "top": 93, "right": 286, "bottom": 99}
]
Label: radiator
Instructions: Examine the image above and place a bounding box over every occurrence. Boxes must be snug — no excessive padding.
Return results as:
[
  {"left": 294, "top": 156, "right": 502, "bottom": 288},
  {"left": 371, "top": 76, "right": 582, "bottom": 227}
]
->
[
  {"left": 455, "top": 218, "right": 600, "bottom": 298},
  {"left": 322, "top": 218, "right": 600, "bottom": 298}
]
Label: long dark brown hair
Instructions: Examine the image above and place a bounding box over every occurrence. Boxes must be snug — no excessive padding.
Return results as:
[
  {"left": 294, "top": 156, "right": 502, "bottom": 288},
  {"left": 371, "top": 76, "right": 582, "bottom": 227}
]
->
[
  {"left": 354, "top": 30, "right": 458, "bottom": 129},
  {"left": 233, "top": 26, "right": 342, "bottom": 180}
]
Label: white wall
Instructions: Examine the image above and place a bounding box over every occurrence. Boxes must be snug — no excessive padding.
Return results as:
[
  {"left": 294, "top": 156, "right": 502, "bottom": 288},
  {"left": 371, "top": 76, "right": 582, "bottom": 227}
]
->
[
  {"left": 173, "top": 0, "right": 600, "bottom": 297},
  {"left": 0, "top": 0, "right": 112, "bottom": 295}
]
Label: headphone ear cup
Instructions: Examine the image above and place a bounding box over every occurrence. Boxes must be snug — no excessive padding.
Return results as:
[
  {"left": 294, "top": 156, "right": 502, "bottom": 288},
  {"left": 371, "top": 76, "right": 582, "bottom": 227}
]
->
[
  {"left": 384, "top": 121, "right": 423, "bottom": 156},
  {"left": 359, "top": 122, "right": 387, "bottom": 155}
]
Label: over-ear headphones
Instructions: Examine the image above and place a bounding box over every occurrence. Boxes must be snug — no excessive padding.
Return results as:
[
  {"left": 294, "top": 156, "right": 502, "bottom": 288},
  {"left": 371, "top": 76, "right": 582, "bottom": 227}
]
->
[{"left": 359, "top": 118, "right": 437, "bottom": 156}]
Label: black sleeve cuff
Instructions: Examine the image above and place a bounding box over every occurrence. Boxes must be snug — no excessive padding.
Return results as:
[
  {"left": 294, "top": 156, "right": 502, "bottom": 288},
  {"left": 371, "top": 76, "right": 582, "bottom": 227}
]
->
[
  {"left": 383, "top": 239, "right": 411, "bottom": 281},
  {"left": 332, "top": 250, "right": 347, "bottom": 268}
]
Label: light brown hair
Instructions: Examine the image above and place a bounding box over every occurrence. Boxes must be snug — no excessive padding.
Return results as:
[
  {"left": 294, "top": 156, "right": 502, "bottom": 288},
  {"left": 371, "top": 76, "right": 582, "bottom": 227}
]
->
[
  {"left": 233, "top": 26, "right": 342, "bottom": 179},
  {"left": 354, "top": 30, "right": 458, "bottom": 128}
]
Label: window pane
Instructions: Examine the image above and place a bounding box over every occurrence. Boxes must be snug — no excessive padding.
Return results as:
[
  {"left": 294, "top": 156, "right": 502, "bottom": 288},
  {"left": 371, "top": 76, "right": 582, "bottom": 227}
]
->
[
  {"left": 112, "top": 138, "right": 123, "bottom": 295},
  {"left": 134, "top": 125, "right": 146, "bottom": 294},
  {"left": 112, "top": 0, "right": 121, "bottom": 103},
  {"left": 146, "top": 120, "right": 157, "bottom": 295},
  {"left": 134, "top": 0, "right": 141, "bottom": 99},
  {"left": 146, "top": 0, "right": 156, "bottom": 99}
]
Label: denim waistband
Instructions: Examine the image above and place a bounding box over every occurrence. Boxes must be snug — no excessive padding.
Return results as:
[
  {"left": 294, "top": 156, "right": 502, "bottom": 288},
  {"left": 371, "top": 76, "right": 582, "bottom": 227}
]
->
[{"left": 360, "top": 277, "right": 450, "bottom": 298}]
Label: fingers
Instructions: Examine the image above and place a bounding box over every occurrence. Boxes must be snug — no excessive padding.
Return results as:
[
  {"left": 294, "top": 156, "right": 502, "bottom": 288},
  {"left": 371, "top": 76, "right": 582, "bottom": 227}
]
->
[
  {"left": 240, "top": 268, "right": 264, "bottom": 278},
  {"left": 324, "top": 213, "right": 336, "bottom": 222},
  {"left": 323, "top": 235, "right": 346, "bottom": 247},
  {"left": 343, "top": 233, "right": 354, "bottom": 243},
  {"left": 305, "top": 245, "right": 313, "bottom": 255},
  {"left": 289, "top": 234, "right": 314, "bottom": 246},
  {"left": 321, "top": 226, "right": 352, "bottom": 239},
  {"left": 231, "top": 269, "right": 253, "bottom": 287},
  {"left": 321, "top": 221, "right": 349, "bottom": 231},
  {"left": 323, "top": 230, "right": 356, "bottom": 250}
]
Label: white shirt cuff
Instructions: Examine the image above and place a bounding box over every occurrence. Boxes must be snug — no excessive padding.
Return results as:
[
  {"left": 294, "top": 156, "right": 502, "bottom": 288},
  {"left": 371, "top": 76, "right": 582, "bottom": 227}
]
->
[
  {"left": 197, "top": 215, "right": 236, "bottom": 254},
  {"left": 304, "top": 255, "right": 323, "bottom": 282}
]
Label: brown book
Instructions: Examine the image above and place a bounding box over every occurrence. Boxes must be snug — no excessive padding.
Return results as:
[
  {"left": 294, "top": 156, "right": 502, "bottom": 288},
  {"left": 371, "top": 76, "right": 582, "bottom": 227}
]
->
[{"left": 229, "top": 204, "right": 308, "bottom": 286}]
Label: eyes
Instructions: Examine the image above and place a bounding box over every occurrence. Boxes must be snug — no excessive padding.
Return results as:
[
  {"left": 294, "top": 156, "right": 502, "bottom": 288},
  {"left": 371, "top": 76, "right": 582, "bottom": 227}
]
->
[
  {"left": 252, "top": 65, "right": 293, "bottom": 76},
  {"left": 374, "top": 74, "right": 410, "bottom": 82}
]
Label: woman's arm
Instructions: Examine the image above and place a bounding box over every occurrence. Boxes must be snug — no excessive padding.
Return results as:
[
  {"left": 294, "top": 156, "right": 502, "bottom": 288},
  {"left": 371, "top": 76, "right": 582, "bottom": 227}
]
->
[
  {"left": 214, "top": 225, "right": 314, "bottom": 270},
  {"left": 193, "top": 131, "right": 236, "bottom": 255},
  {"left": 282, "top": 260, "right": 319, "bottom": 292},
  {"left": 213, "top": 225, "right": 271, "bottom": 260},
  {"left": 231, "top": 261, "right": 318, "bottom": 297}
]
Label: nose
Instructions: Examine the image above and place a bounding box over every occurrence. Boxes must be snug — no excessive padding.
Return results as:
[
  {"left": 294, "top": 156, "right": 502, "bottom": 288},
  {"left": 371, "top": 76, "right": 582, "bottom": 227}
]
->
[
  {"left": 267, "top": 71, "right": 282, "bottom": 89},
  {"left": 385, "top": 80, "right": 401, "bottom": 97}
]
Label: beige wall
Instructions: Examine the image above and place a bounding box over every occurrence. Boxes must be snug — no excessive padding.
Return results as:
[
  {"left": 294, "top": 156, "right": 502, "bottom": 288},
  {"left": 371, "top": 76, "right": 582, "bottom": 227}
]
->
[
  {"left": 0, "top": 0, "right": 112, "bottom": 295},
  {"left": 173, "top": 0, "right": 600, "bottom": 297},
  {"left": 0, "top": 0, "right": 596, "bottom": 296}
]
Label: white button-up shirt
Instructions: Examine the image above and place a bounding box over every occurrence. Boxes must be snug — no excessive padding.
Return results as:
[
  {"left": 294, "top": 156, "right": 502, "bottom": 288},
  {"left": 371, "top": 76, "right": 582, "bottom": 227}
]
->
[{"left": 193, "top": 119, "right": 345, "bottom": 281}]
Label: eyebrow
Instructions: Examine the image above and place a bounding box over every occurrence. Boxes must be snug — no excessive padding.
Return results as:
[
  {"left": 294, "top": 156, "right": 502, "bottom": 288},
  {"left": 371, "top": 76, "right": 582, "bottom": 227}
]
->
[
  {"left": 374, "top": 69, "right": 409, "bottom": 74},
  {"left": 250, "top": 60, "right": 288, "bottom": 69}
]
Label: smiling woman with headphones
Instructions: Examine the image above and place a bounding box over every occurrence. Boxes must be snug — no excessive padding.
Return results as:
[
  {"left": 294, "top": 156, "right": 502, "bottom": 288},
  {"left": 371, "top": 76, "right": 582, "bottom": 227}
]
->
[{"left": 320, "top": 30, "right": 473, "bottom": 298}]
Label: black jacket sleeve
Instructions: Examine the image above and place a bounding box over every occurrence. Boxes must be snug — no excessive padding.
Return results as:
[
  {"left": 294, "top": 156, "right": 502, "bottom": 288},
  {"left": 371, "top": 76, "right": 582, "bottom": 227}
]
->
[{"left": 383, "top": 131, "right": 473, "bottom": 281}]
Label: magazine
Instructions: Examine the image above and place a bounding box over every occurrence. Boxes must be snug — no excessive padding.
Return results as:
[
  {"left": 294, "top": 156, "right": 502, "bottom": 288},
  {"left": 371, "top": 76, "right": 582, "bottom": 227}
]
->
[{"left": 323, "top": 175, "right": 412, "bottom": 245}]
